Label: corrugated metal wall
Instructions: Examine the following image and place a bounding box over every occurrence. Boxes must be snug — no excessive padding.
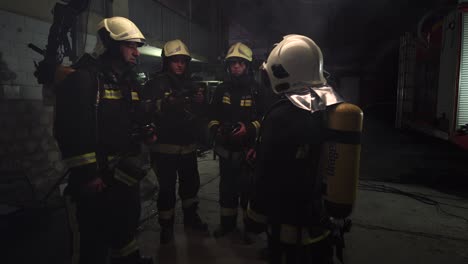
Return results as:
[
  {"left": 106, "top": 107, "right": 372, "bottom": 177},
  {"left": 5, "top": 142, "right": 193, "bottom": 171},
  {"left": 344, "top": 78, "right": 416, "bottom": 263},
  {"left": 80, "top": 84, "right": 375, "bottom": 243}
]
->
[
  {"left": 457, "top": 12, "right": 468, "bottom": 128},
  {"left": 396, "top": 32, "right": 416, "bottom": 128},
  {"left": 129, "top": 0, "right": 218, "bottom": 61}
]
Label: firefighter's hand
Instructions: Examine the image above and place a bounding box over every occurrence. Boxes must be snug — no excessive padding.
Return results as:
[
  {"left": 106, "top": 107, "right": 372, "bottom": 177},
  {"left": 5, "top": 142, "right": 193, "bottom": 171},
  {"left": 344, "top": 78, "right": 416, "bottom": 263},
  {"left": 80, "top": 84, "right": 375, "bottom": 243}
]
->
[
  {"left": 85, "top": 177, "right": 107, "bottom": 193},
  {"left": 246, "top": 148, "right": 256, "bottom": 164},
  {"left": 167, "top": 96, "right": 178, "bottom": 104},
  {"left": 143, "top": 125, "right": 157, "bottom": 145},
  {"left": 232, "top": 122, "right": 247, "bottom": 138},
  {"left": 144, "top": 133, "right": 157, "bottom": 145}
]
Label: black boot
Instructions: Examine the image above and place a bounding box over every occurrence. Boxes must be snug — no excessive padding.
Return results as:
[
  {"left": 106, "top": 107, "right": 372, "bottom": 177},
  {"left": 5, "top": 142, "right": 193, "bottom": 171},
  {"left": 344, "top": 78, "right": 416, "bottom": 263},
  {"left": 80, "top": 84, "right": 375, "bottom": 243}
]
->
[
  {"left": 183, "top": 204, "right": 208, "bottom": 232},
  {"left": 213, "top": 215, "right": 237, "bottom": 238},
  {"left": 111, "top": 250, "right": 154, "bottom": 264}
]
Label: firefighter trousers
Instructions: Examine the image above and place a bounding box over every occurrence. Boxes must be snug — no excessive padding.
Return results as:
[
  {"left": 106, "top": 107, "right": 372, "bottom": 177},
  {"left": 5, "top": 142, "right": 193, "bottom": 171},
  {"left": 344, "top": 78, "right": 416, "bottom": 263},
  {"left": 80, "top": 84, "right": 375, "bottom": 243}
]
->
[
  {"left": 218, "top": 156, "right": 252, "bottom": 228},
  {"left": 267, "top": 225, "right": 334, "bottom": 264},
  {"left": 150, "top": 151, "right": 201, "bottom": 226},
  {"left": 65, "top": 181, "right": 141, "bottom": 264}
]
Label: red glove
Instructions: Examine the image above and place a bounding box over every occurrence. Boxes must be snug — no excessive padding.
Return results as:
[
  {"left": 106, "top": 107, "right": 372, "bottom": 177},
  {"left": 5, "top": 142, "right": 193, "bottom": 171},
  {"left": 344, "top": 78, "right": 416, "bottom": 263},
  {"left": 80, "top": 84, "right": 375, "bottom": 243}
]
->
[
  {"left": 167, "top": 95, "right": 177, "bottom": 104},
  {"left": 144, "top": 133, "right": 157, "bottom": 145},
  {"left": 143, "top": 126, "right": 157, "bottom": 145},
  {"left": 232, "top": 122, "right": 247, "bottom": 138},
  {"left": 85, "top": 177, "right": 107, "bottom": 193},
  {"left": 246, "top": 148, "right": 256, "bottom": 163}
]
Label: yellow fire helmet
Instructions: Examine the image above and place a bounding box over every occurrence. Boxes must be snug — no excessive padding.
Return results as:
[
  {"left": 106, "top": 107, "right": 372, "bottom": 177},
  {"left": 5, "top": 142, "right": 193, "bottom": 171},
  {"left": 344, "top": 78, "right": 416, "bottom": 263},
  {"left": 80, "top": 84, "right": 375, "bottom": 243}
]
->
[
  {"left": 225, "top": 42, "right": 253, "bottom": 62},
  {"left": 162, "top": 39, "right": 191, "bottom": 59},
  {"left": 97, "top": 16, "right": 145, "bottom": 45}
]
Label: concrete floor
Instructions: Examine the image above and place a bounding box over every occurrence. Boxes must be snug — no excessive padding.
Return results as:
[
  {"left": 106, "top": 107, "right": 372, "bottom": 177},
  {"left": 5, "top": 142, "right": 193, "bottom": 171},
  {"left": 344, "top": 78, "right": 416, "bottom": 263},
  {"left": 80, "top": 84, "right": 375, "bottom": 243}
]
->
[
  {"left": 133, "top": 153, "right": 468, "bottom": 264},
  {"left": 4, "top": 113, "right": 468, "bottom": 264}
]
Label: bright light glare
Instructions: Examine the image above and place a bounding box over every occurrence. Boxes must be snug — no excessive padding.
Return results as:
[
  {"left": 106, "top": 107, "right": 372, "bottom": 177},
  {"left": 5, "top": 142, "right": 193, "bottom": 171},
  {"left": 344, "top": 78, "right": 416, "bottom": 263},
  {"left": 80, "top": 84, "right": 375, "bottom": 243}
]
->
[
  {"left": 138, "top": 45, "right": 202, "bottom": 62},
  {"left": 138, "top": 46, "right": 163, "bottom": 57}
]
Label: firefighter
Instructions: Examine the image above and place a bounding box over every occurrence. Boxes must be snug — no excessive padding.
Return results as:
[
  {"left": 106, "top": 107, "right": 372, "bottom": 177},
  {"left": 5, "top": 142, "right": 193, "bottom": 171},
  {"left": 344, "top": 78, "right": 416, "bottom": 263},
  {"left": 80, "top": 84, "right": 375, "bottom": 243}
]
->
[
  {"left": 245, "top": 35, "right": 347, "bottom": 264},
  {"left": 54, "top": 17, "right": 154, "bottom": 264},
  {"left": 208, "top": 42, "right": 263, "bottom": 238},
  {"left": 141, "top": 39, "right": 208, "bottom": 244}
]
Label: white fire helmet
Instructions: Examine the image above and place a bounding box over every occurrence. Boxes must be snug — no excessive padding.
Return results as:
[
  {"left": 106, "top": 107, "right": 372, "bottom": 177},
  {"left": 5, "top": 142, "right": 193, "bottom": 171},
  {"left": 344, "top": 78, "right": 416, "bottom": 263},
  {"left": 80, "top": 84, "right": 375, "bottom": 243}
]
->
[{"left": 262, "top": 34, "right": 327, "bottom": 94}]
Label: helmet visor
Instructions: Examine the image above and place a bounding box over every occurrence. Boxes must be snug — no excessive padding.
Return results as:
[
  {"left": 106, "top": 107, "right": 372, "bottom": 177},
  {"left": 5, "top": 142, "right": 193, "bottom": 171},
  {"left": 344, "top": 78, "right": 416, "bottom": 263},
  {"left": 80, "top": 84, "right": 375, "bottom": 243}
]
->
[
  {"left": 226, "top": 57, "right": 247, "bottom": 66},
  {"left": 126, "top": 39, "right": 145, "bottom": 47}
]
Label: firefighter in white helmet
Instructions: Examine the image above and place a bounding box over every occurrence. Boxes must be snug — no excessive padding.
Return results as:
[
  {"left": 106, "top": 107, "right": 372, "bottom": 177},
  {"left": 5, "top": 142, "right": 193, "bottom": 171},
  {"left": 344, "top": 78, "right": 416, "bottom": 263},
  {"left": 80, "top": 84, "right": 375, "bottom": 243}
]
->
[
  {"left": 55, "top": 17, "right": 154, "bottom": 264},
  {"left": 207, "top": 42, "right": 264, "bottom": 238},
  {"left": 245, "top": 34, "right": 360, "bottom": 264},
  {"left": 141, "top": 39, "right": 208, "bottom": 244}
]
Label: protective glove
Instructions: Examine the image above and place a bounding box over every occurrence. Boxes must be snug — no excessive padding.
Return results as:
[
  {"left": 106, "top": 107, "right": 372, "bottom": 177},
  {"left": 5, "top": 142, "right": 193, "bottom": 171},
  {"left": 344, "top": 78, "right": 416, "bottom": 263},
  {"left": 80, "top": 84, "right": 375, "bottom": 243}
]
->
[
  {"left": 131, "top": 123, "right": 157, "bottom": 145},
  {"left": 246, "top": 148, "right": 256, "bottom": 164},
  {"left": 232, "top": 122, "right": 247, "bottom": 138},
  {"left": 84, "top": 177, "right": 107, "bottom": 193},
  {"left": 142, "top": 124, "right": 157, "bottom": 145}
]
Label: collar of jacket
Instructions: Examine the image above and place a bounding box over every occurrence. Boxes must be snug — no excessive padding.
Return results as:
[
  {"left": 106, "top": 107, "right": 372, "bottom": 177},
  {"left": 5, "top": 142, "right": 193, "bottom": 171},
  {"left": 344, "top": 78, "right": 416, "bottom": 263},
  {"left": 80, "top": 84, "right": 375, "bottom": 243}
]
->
[
  {"left": 285, "top": 86, "right": 343, "bottom": 113},
  {"left": 164, "top": 71, "right": 192, "bottom": 91},
  {"left": 227, "top": 73, "right": 251, "bottom": 86},
  {"left": 225, "top": 75, "right": 254, "bottom": 92}
]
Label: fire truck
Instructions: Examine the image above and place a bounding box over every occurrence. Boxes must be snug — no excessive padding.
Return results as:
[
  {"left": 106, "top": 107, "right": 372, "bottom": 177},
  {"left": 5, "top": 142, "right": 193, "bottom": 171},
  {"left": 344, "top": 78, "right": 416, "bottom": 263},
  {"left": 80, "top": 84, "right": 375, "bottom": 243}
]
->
[{"left": 396, "top": 1, "right": 468, "bottom": 149}]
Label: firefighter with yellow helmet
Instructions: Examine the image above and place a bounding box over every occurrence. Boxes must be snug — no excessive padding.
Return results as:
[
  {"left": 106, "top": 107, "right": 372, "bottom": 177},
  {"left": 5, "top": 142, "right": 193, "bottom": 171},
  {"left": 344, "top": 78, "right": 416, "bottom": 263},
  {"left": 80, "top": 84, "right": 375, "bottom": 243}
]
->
[
  {"left": 55, "top": 17, "right": 154, "bottom": 264},
  {"left": 141, "top": 39, "right": 208, "bottom": 244},
  {"left": 245, "top": 34, "right": 362, "bottom": 264},
  {"left": 207, "top": 42, "right": 264, "bottom": 238}
]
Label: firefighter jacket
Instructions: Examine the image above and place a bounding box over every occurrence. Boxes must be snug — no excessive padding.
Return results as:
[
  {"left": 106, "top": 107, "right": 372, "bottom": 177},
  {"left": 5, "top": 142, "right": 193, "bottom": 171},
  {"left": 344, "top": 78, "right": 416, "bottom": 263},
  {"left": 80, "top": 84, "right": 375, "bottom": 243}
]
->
[
  {"left": 141, "top": 72, "right": 205, "bottom": 148},
  {"left": 54, "top": 59, "right": 147, "bottom": 190},
  {"left": 208, "top": 75, "right": 263, "bottom": 152},
  {"left": 247, "top": 99, "right": 330, "bottom": 243}
]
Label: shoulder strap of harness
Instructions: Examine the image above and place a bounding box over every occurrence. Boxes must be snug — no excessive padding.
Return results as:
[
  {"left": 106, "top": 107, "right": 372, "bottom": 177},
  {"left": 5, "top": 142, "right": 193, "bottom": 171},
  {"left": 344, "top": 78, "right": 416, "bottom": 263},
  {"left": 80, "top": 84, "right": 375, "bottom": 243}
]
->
[
  {"left": 249, "top": 82, "right": 260, "bottom": 119},
  {"left": 255, "top": 98, "right": 289, "bottom": 145}
]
